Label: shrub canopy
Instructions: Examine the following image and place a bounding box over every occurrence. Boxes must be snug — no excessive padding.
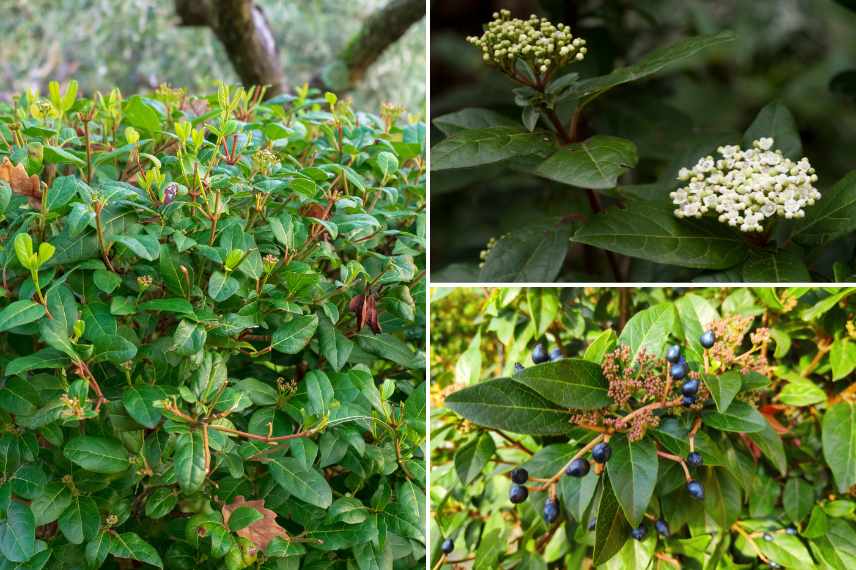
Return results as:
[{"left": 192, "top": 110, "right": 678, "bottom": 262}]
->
[{"left": 0, "top": 82, "right": 426, "bottom": 569}]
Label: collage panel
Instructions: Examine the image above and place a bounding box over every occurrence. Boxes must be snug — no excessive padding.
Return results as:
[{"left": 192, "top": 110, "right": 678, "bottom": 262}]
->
[
  {"left": 430, "top": 1, "right": 856, "bottom": 283},
  {"left": 0, "top": 1, "right": 427, "bottom": 568},
  {"left": 429, "top": 287, "right": 856, "bottom": 568}
]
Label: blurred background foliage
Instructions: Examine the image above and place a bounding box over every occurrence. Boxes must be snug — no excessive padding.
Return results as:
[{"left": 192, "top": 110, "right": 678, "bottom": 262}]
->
[
  {"left": 431, "top": 0, "right": 856, "bottom": 281},
  {"left": 0, "top": 0, "right": 426, "bottom": 112}
]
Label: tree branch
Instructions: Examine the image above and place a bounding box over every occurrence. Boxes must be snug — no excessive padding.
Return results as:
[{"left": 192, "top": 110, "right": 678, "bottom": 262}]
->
[
  {"left": 175, "top": 0, "right": 285, "bottom": 97},
  {"left": 313, "top": 0, "right": 425, "bottom": 90}
]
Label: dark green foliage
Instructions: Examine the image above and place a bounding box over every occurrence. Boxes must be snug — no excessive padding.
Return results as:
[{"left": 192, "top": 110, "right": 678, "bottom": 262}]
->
[
  {"left": 431, "top": 287, "right": 856, "bottom": 567},
  {"left": 0, "top": 81, "right": 426, "bottom": 568}
]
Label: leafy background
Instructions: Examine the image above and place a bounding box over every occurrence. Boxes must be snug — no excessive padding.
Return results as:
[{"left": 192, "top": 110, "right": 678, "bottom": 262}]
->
[
  {"left": 430, "top": 0, "right": 856, "bottom": 281},
  {"left": 430, "top": 287, "right": 856, "bottom": 568},
  {"left": 0, "top": 0, "right": 426, "bottom": 113}
]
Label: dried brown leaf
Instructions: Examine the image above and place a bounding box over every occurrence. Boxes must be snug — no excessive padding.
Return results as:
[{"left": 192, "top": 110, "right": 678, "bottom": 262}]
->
[{"left": 221, "top": 495, "right": 288, "bottom": 551}]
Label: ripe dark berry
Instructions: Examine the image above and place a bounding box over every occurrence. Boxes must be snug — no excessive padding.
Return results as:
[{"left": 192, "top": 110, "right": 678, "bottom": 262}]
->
[
  {"left": 591, "top": 442, "right": 612, "bottom": 463},
  {"left": 666, "top": 344, "right": 682, "bottom": 363},
  {"left": 700, "top": 330, "right": 716, "bottom": 349},
  {"left": 543, "top": 498, "right": 559, "bottom": 523},
  {"left": 682, "top": 395, "right": 696, "bottom": 407},
  {"left": 509, "top": 484, "right": 528, "bottom": 504},
  {"left": 565, "top": 458, "right": 590, "bottom": 477},
  {"left": 441, "top": 538, "right": 454, "bottom": 554},
  {"left": 532, "top": 343, "right": 549, "bottom": 364},
  {"left": 671, "top": 361, "right": 688, "bottom": 380},
  {"left": 687, "top": 480, "right": 704, "bottom": 500},
  {"left": 630, "top": 524, "right": 647, "bottom": 540},
  {"left": 654, "top": 519, "right": 670, "bottom": 537},
  {"left": 785, "top": 527, "right": 797, "bottom": 535},
  {"left": 687, "top": 452, "right": 703, "bottom": 468},
  {"left": 588, "top": 518, "right": 596, "bottom": 530},
  {"left": 681, "top": 379, "right": 700, "bottom": 397},
  {"left": 510, "top": 467, "right": 528, "bottom": 484},
  {"left": 514, "top": 363, "right": 525, "bottom": 374},
  {"left": 549, "top": 348, "right": 562, "bottom": 361},
  {"left": 763, "top": 532, "right": 774, "bottom": 542},
  {"left": 769, "top": 563, "right": 781, "bottom": 569}
]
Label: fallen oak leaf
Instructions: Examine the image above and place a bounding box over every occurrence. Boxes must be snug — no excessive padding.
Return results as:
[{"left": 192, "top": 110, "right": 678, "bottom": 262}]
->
[{"left": 221, "top": 495, "right": 288, "bottom": 551}]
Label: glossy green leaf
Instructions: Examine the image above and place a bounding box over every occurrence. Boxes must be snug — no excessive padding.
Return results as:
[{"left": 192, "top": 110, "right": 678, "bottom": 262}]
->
[
  {"left": 823, "top": 402, "right": 856, "bottom": 493},
  {"left": 64, "top": 436, "right": 130, "bottom": 474},
  {"left": 174, "top": 430, "right": 207, "bottom": 492},
  {"left": 454, "top": 433, "right": 495, "bottom": 485},
  {"left": 573, "top": 203, "right": 747, "bottom": 269},
  {"left": 743, "top": 101, "right": 802, "bottom": 160},
  {"left": 606, "top": 434, "right": 658, "bottom": 527},
  {"left": 58, "top": 495, "right": 100, "bottom": 544},
  {"left": 703, "top": 371, "right": 741, "bottom": 413},
  {"left": 268, "top": 456, "right": 333, "bottom": 509},
  {"left": 110, "top": 531, "right": 164, "bottom": 568},
  {"left": 479, "top": 223, "right": 572, "bottom": 283},
  {"left": 513, "top": 358, "right": 611, "bottom": 409},
  {"left": 0, "top": 301, "right": 45, "bottom": 332},
  {"left": 617, "top": 302, "right": 677, "bottom": 362},
  {"left": 431, "top": 126, "right": 554, "bottom": 171},
  {"left": 445, "top": 378, "right": 575, "bottom": 435},
  {"left": 535, "top": 135, "right": 638, "bottom": 190},
  {"left": 271, "top": 314, "right": 318, "bottom": 354},
  {"left": 702, "top": 400, "right": 767, "bottom": 433},
  {"left": 593, "top": 474, "right": 631, "bottom": 565},
  {"left": 0, "top": 500, "right": 35, "bottom": 562}
]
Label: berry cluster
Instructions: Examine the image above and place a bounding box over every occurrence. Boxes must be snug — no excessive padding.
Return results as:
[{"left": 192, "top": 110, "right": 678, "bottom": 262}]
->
[
  {"left": 504, "top": 331, "right": 721, "bottom": 535},
  {"left": 466, "top": 10, "right": 587, "bottom": 79},
  {"left": 670, "top": 138, "right": 820, "bottom": 232}
]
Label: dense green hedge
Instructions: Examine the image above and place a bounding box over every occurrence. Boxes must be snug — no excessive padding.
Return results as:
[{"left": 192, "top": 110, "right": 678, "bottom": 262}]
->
[
  {"left": 431, "top": 287, "right": 856, "bottom": 569},
  {"left": 0, "top": 81, "right": 426, "bottom": 569}
]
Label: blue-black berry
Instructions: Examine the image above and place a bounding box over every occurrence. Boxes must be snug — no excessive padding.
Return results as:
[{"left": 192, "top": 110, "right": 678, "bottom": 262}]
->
[
  {"left": 654, "top": 519, "right": 670, "bottom": 537},
  {"left": 588, "top": 518, "right": 596, "bottom": 530},
  {"left": 687, "top": 480, "right": 704, "bottom": 500},
  {"left": 514, "top": 363, "right": 525, "bottom": 374},
  {"left": 565, "top": 458, "right": 590, "bottom": 477},
  {"left": 671, "top": 361, "right": 688, "bottom": 380},
  {"left": 785, "top": 527, "right": 797, "bottom": 535},
  {"left": 682, "top": 379, "right": 700, "bottom": 396},
  {"left": 549, "top": 348, "right": 562, "bottom": 362},
  {"left": 763, "top": 532, "right": 774, "bottom": 542},
  {"left": 682, "top": 395, "right": 697, "bottom": 407},
  {"left": 509, "top": 484, "right": 528, "bottom": 504},
  {"left": 700, "top": 330, "right": 716, "bottom": 349},
  {"left": 510, "top": 467, "right": 528, "bottom": 484},
  {"left": 769, "top": 563, "right": 781, "bottom": 569},
  {"left": 532, "top": 343, "right": 549, "bottom": 364},
  {"left": 687, "top": 452, "right": 703, "bottom": 467},
  {"left": 441, "top": 538, "right": 454, "bottom": 554},
  {"left": 592, "top": 442, "right": 612, "bottom": 463},
  {"left": 543, "top": 498, "right": 559, "bottom": 523},
  {"left": 666, "top": 344, "right": 682, "bottom": 363},
  {"left": 630, "top": 524, "right": 647, "bottom": 540}
]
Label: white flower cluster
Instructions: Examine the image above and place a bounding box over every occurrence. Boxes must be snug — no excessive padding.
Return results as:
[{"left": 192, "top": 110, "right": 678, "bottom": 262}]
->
[
  {"left": 466, "top": 10, "right": 587, "bottom": 77},
  {"left": 670, "top": 138, "right": 820, "bottom": 233}
]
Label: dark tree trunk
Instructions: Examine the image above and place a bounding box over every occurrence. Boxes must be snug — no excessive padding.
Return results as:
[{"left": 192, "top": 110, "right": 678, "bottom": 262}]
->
[{"left": 175, "top": 0, "right": 286, "bottom": 97}]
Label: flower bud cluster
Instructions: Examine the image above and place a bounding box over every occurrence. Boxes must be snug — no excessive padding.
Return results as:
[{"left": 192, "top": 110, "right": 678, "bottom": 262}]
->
[
  {"left": 602, "top": 345, "right": 665, "bottom": 408},
  {"left": 466, "top": 10, "right": 587, "bottom": 77},
  {"left": 671, "top": 138, "right": 820, "bottom": 232},
  {"left": 707, "top": 316, "right": 768, "bottom": 374}
]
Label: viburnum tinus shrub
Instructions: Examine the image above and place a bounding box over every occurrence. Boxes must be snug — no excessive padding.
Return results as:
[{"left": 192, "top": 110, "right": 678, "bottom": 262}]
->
[
  {"left": 0, "top": 81, "right": 426, "bottom": 569},
  {"left": 431, "top": 287, "right": 856, "bottom": 568},
  {"left": 431, "top": 10, "right": 856, "bottom": 283}
]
